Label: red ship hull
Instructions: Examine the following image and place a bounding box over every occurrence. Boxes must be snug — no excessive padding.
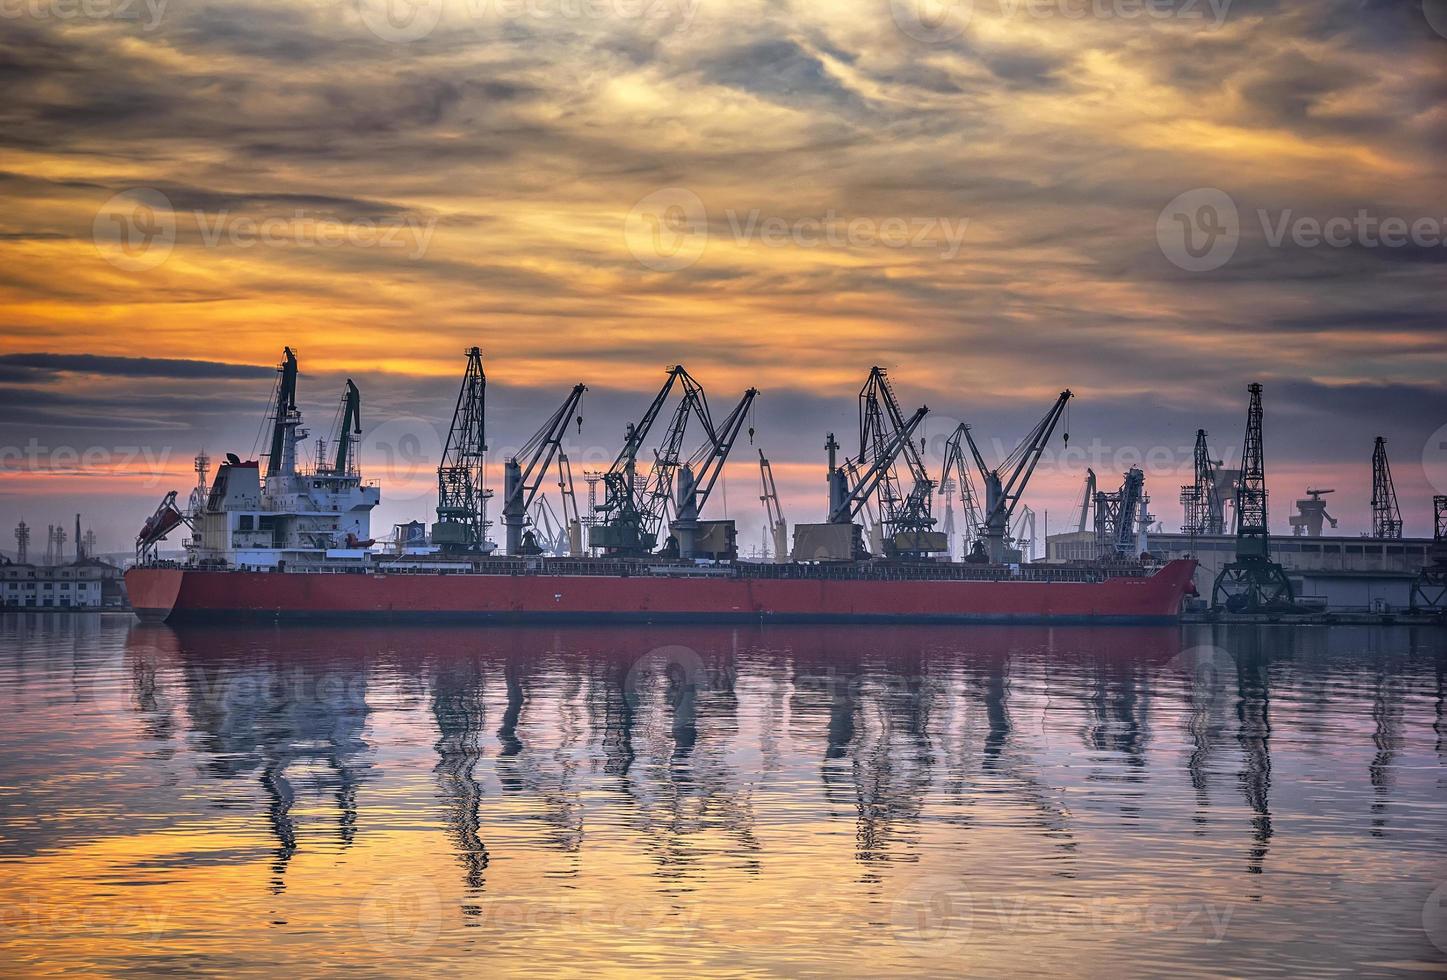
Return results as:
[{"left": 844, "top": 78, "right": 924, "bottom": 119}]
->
[{"left": 126, "top": 560, "right": 1197, "bottom": 625}]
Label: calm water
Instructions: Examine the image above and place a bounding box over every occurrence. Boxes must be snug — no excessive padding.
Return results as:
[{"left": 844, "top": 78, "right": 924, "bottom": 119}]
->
[{"left": 1, "top": 615, "right": 1444, "bottom": 977}]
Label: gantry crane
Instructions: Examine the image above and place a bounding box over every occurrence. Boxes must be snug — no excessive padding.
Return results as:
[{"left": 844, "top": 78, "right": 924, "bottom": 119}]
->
[
  {"left": 758, "top": 449, "right": 788, "bottom": 562},
  {"left": 1094, "top": 467, "right": 1146, "bottom": 559},
  {"left": 964, "top": 390, "right": 1073, "bottom": 563},
  {"left": 1370, "top": 437, "right": 1403, "bottom": 539},
  {"left": 669, "top": 388, "right": 759, "bottom": 559},
  {"left": 1179, "top": 429, "right": 1225, "bottom": 536},
  {"left": 591, "top": 366, "right": 709, "bottom": 556},
  {"left": 1212, "top": 383, "right": 1293, "bottom": 611},
  {"left": 939, "top": 423, "right": 984, "bottom": 560},
  {"left": 502, "top": 383, "right": 586, "bottom": 555},
  {"left": 822, "top": 398, "right": 929, "bottom": 559},
  {"left": 433, "top": 347, "right": 491, "bottom": 552},
  {"left": 1410, "top": 496, "right": 1447, "bottom": 613},
  {"left": 856, "top": 368, "right": 942, "bottom": 558}
]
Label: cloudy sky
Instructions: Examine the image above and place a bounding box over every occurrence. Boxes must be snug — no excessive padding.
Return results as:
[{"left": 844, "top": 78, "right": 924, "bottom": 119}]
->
[{"left": 0, "top": 0, "right": 1444, "bottom": 554}]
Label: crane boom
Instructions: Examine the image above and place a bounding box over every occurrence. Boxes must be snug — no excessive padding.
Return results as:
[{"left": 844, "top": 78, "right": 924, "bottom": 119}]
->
[
  {"left": 759, "top": 449, "right": 788, "bottom": 561},
  {"left": 434, "top": 347, "right": 490, "bottom": 551},
  {"left": 966, "top": 390, "right": 1072, "bottom": 562},
  {"left": 329, "top": 380, "right": 361, "bottom": 476},
  {"left": 502, "top": 383, "right": 587, "bottom": 555},
  {"left": 829, "top": 406, "right": 928, "bottom": 525}
]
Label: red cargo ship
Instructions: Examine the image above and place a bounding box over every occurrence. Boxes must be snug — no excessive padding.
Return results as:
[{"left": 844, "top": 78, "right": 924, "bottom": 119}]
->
[
  {"left": 126, "top": 347, "right": 1197, "bottom": 625},
  {"left": 125, "top": 557, "right": 1197, "bottom": 624}
]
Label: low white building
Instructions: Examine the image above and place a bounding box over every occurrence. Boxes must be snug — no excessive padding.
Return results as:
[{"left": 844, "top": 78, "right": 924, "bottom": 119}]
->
[{"left": 0, "top": 559, "right": 125, "bottom": 610}]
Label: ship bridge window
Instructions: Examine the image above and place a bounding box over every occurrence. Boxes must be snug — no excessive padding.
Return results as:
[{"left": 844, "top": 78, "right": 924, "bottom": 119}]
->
[{"left": 239, "top": 515, "right": 254, "bottom": 531}]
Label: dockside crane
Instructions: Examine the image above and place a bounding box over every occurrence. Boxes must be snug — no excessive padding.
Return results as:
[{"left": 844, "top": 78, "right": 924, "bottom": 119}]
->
[
  {"left": 670, "top": 388, "right": 759, "bottom": 559},
  {"left": 940, "top": 424, "right": 984, "bottom": 559},
  {"left": 590, "top": 366, "right": 707, "bottom": 556},
  {"left": 808, "top": 402, "right": 928, "bottom": 560},
  {"left": 1410, "top": 496, "right": 1447, "bottom": 613},
  {"left": 1179, "top": 429, "right": 1225, "bottom": 536},
  {"left": 1094, "top": 468, "right": 1146, "bottom": 559},
  {"left": 1075, "top": 468, "right": 1096, "bottom": 534},
  {"left": 433, "top": 347, "right": 491, "bottom": 552},
  {"left": 964, "top": 391, "right": 1073, "bottom": 563},
  {"left": 855, "top": 367, "right": 943, "bottom": 559},
  {"left": 503, "top": 383, "right": 587, "bottom": 555},
  {"left": 758, "top": 449, "right": 788, "bottom": 562},
  {"left": 556, "top": 451, "right": 583, "bottom": 555},
  {"left": 1370, "top": 436, "right": 1403, "bottom": 539},
  {"left": 1212, "top": 383, "right": 1293, "bottom": 611}
]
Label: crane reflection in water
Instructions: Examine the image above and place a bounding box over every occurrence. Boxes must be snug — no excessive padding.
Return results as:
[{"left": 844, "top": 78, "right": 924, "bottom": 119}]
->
[{"left": 89, "top": 618, "right": 1447, "bottom": 971}]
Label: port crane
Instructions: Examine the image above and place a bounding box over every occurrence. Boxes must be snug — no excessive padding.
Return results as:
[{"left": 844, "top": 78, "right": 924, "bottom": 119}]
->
[
  {"left": 964, "top": 390, "right": 1073, "bottom": 563},
  {"left": 1370, "top": 437, "right": 1403, "bottom": 539},
  {"left": 502, "top": 383, "right": 587, "bottom": 555},
  {"left": 1179, "top": 429, "right": 1225, "bottom": 536},
  {"left": 1410, "top": 496, "right": 1447, "bottom": 613},
  {"left": 855, "top": 368, "right": 941, "bottom": 558},
  {"left": 591, "top": 366, "right": 709, "bottom": 556},
  {"left": 1212, "top": 383, "right": 1293, "bottom": 611},
  {"left": 939, "top": 423, "right": 984, "bottom": 560},
  {"left": 668, "top": 387, "right": 759, "bottom": 559},
  {"left": 825, "top": 401, "right": 929, "bottom": 559},
  {"left": 1094, "top": 467, "right": 1146, "bottom": 559},
  {"left": 1288, "top": 488, "right": 1337, "bottom": 537},
  {"left": 758, "top": 449, "right": 788, "bottom": 562},
  {"left": 1075, "top": 468, "right": 1096, "bottom": 534},
  {"left": 434, "top": 347, "right": 491, "bottom": 552}
]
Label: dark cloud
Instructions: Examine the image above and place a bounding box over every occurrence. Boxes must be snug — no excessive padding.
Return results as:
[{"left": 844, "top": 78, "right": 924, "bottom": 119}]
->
[{"left": 0, "top": 354, "right": 274, "bottom": 381}]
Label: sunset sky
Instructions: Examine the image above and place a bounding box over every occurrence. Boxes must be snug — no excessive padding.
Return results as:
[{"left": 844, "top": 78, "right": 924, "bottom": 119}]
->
[{"left": 1, "top": 0, "right": 1444, "bottom": 553}]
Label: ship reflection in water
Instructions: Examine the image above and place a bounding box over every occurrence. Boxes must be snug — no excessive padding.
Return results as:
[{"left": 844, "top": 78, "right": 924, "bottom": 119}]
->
[{"left": 1, "top": 618, "right": 1445, "bottom": 974}]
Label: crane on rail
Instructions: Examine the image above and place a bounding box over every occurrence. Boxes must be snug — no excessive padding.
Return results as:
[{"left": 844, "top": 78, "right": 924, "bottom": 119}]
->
[
  {"left": 855, "top": 368, "right": 942, "bottom": 558},
  {"left": 591, "top": 366, "right": 711, "bottom": 556},
  {"left": 433, "top": 347, "right": 492, "bottom": 552},
  {"left": 940, "top": 423, "right": 984, "bottom": 560},
  {"left": 502, "top": 383, "right": 586, "bottom": 555},
  {"left": 758, "top": 449, "right": 788, "bottom": 562},
  {"left": 1212, "top": 382, "right": 1293, "bottom": 611},
  {"left": 1370, "top": 437, "right": 1403, "bottom": 539},
  {"left": 668, "top": 387, "right": 759, "bottom": 559},
  {"left": 963, "top": 391, "right": 1073, "bottom": 563},
  {"left": 1075, "top": 468, "right": 1096, "bottom": 534}
]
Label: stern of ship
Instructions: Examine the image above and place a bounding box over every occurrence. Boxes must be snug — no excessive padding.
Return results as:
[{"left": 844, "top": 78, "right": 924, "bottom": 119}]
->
[{"left": 124, "top": 566, "right": 186, "bottom": 623}]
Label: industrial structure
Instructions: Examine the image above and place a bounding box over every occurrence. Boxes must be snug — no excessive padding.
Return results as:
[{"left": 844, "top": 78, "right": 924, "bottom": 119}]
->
[
  {"left": 1211, "top": 383, "right": 1295, "bottom": 612},
  {"left": 1410, "top": 497, "right": 1447, "bottom": 612},
  {"left": 963, "top": 391, "right": 1072, "bottom": 563},
  {"left": 1179, "top": 430, "right": 1225, "bottom": 537},
  {"left": 758, "top": 450, "right": 788, "bottom": 562},
  {"left": 1370, "top": 437, "right": 1403, "bottom": 539},
  {"left": 1094, "top": 467, "right": 1147, "bottom": 559},
  {"left": 502, "top": 383, "right": 585, "bottom": 556},
  {"left": 1289, "top": 489, "right": 1337, "bottom": 537},
  {"left": 433, "top": 347, "right": 490, "bottom": 552}
]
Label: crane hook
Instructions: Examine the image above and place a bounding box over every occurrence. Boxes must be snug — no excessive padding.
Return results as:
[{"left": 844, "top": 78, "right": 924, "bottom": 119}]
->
[{"left": 748, "top": 425, "right": 755, "bottom": 445}]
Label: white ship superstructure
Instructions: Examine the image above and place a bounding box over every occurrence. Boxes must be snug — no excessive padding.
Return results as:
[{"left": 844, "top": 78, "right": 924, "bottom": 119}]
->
[{"left": 184, "top": 348, "right": 378, "bottom": 568}]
